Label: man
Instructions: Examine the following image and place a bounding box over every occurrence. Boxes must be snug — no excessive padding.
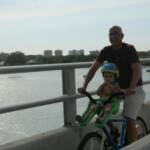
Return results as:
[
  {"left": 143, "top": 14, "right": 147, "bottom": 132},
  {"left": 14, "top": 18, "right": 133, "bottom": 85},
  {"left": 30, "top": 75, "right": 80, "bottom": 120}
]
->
[{"left": 78, "top": 25, "right": 145, "bottom": 144}]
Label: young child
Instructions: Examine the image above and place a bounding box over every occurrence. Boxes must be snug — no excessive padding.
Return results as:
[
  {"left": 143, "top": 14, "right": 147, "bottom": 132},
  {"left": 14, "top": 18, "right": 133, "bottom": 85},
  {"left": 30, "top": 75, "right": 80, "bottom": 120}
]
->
[{"left": 76, "top": 62, "right": 121, "bottom": 127}]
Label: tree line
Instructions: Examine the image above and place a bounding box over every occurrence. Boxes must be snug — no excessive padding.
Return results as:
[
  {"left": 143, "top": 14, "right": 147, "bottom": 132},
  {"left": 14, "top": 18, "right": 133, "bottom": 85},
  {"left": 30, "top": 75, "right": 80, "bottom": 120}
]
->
[
  {"left": 1, "top": 51, "right": 150, "bottom": 66},
  {"left": 2, "top": 51, "right": 97, "bottom": 66}
]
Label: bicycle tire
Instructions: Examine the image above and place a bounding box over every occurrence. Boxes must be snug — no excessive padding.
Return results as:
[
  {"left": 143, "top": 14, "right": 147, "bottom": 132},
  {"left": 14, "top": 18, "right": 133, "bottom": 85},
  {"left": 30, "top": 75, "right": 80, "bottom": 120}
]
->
[
  {"left": 136, "top": 116, "right": 148, "bottom": 139},
  {"left": 77, "top": 132, "right": 105, "bottom": 150},
  {"left": 123, "top": 116, "right": 148, "bottom": 147}
]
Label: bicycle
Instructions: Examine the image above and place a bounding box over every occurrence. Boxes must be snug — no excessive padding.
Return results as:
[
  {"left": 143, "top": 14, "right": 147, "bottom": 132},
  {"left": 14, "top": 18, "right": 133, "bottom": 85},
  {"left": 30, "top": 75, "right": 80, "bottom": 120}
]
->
[{"left": 77, "top": 91, "right": 148, "bottom": 150}]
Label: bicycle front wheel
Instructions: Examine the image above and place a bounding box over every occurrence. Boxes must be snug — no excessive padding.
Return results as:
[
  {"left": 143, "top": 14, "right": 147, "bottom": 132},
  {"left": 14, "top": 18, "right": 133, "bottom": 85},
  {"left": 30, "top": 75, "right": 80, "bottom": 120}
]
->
[
  {"left": 136, "top": 116, "right": 148, "bottom": 139},
  {"left": 77, "top": 132, "right": 105, "bottom": 150}
]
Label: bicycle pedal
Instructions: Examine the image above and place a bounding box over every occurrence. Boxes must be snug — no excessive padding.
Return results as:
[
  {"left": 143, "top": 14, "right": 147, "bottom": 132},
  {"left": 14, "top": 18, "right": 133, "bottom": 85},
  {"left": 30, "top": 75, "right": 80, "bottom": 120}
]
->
[
  {"left": 105, "top": 145, "right": 113, "bottom": 150},
  {"left": 107, "top": 148, "right": 113, "bottom": 150},
  {"left": 104, "top": 138, "right": 118, "bottom": 150},
  {"left": 114, "top": 137, "right": 119, "bottom": 142},
  {"left": 104, "top": 140, "right": 112, "bottom": 147},
  {"left": 111, "top": 131, "right": 120, "bottom": 142}
]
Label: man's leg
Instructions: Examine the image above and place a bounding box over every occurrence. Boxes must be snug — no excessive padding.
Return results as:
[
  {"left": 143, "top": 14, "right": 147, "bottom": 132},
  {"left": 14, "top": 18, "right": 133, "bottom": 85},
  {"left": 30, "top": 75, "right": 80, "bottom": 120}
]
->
[
  {"left": 123, "top": 87, "right": 145, "bottom": 144},
  {"left": 127, "top": 118, "right": 137, "bottom": 144}
]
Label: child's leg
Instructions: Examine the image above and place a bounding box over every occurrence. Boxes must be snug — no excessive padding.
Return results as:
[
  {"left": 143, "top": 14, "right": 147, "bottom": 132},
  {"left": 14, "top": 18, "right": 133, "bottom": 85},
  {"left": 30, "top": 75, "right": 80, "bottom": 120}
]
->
[
  {"left": 76, "top": 102, "right": 97, "bottom": 125},
  {"left": 82, "top": 102, "right": 93, "bottom": 119},
  {"left": 82, "top": 103, "right": 98, "bottom": 123},
  {"left": 96, "top": 110, "right": 112, "bottom": 128}
]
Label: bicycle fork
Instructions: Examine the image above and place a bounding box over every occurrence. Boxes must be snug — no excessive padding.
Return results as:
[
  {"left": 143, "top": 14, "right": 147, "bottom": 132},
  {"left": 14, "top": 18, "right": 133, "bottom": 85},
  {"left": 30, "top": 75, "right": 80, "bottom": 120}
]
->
[
  {"left": 102, "top": 118, "right": 128, "bottom": 150},
  {"left": 102, "top": 127, "right": 119, "bottom": 150},
  {"left": 119, "top": 118, "right": 128, "bottom": 148}
]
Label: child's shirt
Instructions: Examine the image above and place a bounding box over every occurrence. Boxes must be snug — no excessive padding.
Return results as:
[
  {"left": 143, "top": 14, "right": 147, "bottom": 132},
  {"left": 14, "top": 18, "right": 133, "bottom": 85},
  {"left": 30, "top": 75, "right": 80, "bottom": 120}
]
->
[
  {"left": 96, "top": 81, "right": 121, "bottom": 114},
  {"left": 97, "top": 82, "right": 120, "bottom": 97}
]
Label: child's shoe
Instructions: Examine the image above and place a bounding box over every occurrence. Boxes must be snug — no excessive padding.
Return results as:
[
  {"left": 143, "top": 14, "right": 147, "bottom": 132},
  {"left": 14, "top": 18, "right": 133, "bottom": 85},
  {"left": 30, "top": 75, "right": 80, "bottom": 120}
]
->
[{"left": 76, "top": 115, "right": 84, "bottom": 123}]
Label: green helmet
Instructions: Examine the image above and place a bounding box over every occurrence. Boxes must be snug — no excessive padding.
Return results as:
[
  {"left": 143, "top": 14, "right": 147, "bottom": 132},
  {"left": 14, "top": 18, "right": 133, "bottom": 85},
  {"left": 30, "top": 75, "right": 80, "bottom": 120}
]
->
[{"left": 101, "top": 62, "right": 119, "bottom": 78}]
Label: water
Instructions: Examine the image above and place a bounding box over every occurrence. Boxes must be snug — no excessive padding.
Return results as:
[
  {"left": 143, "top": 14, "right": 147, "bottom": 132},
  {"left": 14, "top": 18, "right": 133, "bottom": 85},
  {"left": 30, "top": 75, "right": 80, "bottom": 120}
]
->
[{"left": 0, "top": 67, "right": 150, "bottom": 144}]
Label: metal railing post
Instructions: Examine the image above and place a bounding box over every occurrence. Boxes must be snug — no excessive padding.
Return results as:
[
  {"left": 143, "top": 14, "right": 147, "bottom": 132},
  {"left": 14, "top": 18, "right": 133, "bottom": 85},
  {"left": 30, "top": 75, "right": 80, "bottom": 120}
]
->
[{"left": 62, "top": 69, "right": 76, "bottom": 126}]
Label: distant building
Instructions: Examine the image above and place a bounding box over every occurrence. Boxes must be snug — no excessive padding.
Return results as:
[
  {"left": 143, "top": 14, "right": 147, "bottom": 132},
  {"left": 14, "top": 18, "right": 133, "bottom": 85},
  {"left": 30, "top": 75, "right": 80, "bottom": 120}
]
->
[
  {"left": 0, "top": 52, "right": 9, "bottom": 61},
  {"left": 44, "top": 50, "right": 53, "bottom": 57},
  {"left": 68, "top": 49, "right": 84, "bottom": 56},
  {"left": 89, "top": 50, "right": 99, "bottom": 56},
  {"left": 55, "top": 50, "right": 63, "bottom": 56},
  {"left": 69, "top": 50, "right": 76, "bottom": 55},
  {"left": 77, "top": 49, "right": 84, "bottom": 55}
]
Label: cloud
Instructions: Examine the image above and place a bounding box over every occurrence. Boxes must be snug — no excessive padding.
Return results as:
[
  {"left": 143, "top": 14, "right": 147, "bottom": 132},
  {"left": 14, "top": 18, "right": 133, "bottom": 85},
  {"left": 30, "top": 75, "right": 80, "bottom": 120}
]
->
[
  {"left": 0, "top": 0, "right": 149, "bottom": 21},
  {"left": 0, "top": 0, "right": 149, "bottom": 54}
]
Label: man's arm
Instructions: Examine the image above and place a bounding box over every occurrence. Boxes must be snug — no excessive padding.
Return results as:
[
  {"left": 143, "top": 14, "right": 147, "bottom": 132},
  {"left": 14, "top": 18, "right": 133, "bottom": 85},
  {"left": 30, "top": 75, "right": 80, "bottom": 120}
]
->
[
  {"left": 78, "top": 60, "right": 101, "bottom": 93},
  {"left": 96, "top": 82, "right": 107, "bottom": 96},
  {"left": 129, "top": 62, "right": 141, "bottom": 89}
]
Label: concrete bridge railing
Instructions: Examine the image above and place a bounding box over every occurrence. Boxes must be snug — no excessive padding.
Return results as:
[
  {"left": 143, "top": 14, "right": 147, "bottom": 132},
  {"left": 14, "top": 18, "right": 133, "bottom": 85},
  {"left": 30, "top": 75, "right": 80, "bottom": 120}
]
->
[{"left": 0, "top": 59, "right": 150, "bottom": 150}]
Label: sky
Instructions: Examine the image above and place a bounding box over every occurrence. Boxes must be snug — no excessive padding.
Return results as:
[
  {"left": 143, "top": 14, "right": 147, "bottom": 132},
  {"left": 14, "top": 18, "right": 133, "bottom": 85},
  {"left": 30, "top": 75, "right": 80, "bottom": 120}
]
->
[{"left": 0, "top": 0, "right": 150, "bottom": 55}]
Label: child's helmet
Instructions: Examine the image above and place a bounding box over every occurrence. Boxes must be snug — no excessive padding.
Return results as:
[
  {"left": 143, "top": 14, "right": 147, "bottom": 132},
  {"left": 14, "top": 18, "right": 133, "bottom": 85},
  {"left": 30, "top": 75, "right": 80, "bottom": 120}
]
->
[{"left": 101, "top": 62, "right": 119, "bottom": 78}]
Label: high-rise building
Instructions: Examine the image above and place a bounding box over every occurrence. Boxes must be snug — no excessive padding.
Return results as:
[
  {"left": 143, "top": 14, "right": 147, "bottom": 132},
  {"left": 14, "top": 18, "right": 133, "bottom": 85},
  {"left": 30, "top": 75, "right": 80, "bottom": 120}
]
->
[
  {"left": 89, "top": 50, "right": 99, "bottom": 56},
  {"left": 77, "top": 49, "right": 84, "bottom": 55},
  {"left": 68, "top": 49, "right": 84, "bottom": 56},
  {"left": 44, "top": 50, "right": 53, "bottom": 57},
  {"left": 55, "top": 50, "right": 63, "bottom": 56}
]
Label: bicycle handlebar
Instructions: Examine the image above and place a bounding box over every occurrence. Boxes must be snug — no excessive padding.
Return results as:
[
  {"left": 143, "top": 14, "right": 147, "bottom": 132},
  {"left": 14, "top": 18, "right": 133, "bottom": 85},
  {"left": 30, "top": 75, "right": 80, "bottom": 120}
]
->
[
  {"left": 82, "top": 91, "right": 125, "bottom": 105},
  {"left": 83, "top": 91, "right": 97, "bottom": 104}
]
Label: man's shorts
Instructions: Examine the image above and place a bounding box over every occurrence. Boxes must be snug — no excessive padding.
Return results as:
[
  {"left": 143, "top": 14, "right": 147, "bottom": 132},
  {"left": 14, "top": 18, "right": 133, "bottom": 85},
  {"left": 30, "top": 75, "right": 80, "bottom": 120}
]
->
[{"left": 122, "top": 86, "right": 145, "bottom": 120}]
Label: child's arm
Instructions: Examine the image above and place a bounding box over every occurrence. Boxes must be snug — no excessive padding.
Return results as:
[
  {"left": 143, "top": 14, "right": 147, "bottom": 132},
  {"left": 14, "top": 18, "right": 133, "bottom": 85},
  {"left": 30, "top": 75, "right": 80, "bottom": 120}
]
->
[{"left": 111, "top": 84, "right": 120, "bottom": 93}]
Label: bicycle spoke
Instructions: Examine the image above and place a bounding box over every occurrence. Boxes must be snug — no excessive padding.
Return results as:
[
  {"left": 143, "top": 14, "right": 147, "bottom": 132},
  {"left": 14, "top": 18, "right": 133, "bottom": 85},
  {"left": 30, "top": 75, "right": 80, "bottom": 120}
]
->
[{"left": 77, "top": 132, "right": 105, "bottom": 150}]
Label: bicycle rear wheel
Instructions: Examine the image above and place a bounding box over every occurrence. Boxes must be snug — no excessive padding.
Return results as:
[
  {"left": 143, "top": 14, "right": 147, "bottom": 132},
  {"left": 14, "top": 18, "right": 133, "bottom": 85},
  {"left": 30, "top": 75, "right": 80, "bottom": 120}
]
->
[
  {"left": 77, "top": 132, "right": 105, "bottom": 150},
  {"left": 136, "top": 116, "right": 148, "bottom": 139}
]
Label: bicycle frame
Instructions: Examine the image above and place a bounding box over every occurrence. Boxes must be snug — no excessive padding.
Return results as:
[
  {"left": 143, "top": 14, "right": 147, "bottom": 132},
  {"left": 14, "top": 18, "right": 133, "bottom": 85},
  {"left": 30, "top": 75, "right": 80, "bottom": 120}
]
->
[
  {"left": 102, "top": 117, "right": 128, "bottom": 150},
  {"left": 77, "top": 91, "right": 147, "bottom": 150},
  {"left": 77, "top": 91, "right": 128, "bottom": 150}
]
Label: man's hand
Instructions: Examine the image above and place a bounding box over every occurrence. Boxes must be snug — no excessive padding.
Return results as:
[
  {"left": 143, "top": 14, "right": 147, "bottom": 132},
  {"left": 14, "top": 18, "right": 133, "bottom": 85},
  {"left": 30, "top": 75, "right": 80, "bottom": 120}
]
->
[
  {"left": 78, "top": 87, "right": 86, "bottom": 94},
  {"left": 125, "top": 88, "right": 135, "bottom": 96}
]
